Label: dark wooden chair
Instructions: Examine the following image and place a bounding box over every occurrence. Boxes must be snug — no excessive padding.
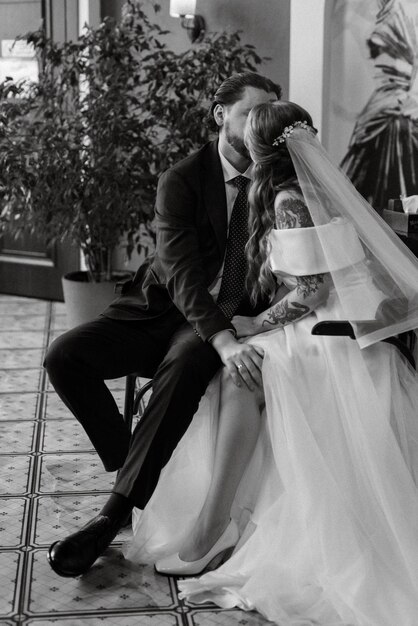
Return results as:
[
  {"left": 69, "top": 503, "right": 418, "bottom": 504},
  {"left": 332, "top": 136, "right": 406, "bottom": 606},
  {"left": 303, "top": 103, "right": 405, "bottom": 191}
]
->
[
  {"left": 115, "top": 275, "right": 155, "bottom": 432},
  {"left": 123, "top": 375, "right": 153, "bottom": 432},
  {"left": 311, "top": 321, "right": 416, "bottom": 369},
  {"left": 122, "top": 323, "right": 415, "bottom": 434}
]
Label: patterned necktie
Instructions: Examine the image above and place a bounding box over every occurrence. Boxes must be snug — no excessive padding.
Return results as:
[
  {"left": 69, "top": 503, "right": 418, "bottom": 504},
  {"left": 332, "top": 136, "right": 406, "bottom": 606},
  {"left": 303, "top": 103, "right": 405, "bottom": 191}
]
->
[{"left": 217, "top": 175, "right": 250, "bottom": 319}]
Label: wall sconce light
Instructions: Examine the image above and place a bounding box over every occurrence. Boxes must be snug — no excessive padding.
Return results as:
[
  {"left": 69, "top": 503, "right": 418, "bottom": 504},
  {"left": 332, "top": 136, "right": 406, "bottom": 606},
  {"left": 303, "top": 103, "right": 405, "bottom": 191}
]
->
[{"left": 169, "top": 0, "right": 206, "bottom": 43}]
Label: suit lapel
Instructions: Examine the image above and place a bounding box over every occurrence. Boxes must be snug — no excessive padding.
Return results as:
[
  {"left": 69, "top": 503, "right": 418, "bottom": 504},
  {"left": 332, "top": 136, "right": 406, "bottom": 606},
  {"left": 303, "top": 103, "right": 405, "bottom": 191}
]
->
[{"left": 202, "top": 140, "right": 228, "bottom": 256}]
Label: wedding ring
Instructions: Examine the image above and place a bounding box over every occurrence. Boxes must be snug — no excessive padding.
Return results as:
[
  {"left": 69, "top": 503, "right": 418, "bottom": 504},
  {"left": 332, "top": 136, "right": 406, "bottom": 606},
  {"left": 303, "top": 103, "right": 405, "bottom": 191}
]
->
[{"left": 236, "top": 363, "right": 243, "bottom": 370}]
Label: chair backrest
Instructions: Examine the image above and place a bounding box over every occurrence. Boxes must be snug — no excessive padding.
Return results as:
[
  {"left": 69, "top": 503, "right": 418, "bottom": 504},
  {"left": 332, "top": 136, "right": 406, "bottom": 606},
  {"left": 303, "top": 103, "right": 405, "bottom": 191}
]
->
[{"left": 311, "top": 321, "right": 416, "bottom": 370}]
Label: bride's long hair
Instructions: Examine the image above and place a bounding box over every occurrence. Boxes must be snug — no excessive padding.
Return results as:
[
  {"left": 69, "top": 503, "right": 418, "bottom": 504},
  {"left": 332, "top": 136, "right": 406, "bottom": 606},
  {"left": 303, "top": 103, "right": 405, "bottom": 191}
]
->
[{"left": 245, "top": 101, "right": 314, "bottom": 305}]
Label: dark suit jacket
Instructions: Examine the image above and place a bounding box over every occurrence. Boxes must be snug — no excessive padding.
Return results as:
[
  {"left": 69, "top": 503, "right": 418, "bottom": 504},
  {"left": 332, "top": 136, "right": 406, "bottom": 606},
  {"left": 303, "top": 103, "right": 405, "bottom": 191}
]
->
[{"left": 104, "top": 140, "right": 263, "bottom": 342}]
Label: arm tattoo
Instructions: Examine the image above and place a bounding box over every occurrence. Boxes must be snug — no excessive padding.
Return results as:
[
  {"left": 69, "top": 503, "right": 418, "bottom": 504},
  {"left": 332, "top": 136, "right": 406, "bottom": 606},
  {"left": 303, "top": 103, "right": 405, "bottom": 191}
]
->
[
  {"left": 262, "top": 300, "right": 310, "bottom": 328},
  {"left": 266, "top": 196, "right": 326, "bottom": 328},
  {"left": 275, "top": 198, "right": 314, "bottom": 229},
  {"left": 296, "top": 274, "right": 325, "bottom": 299}
]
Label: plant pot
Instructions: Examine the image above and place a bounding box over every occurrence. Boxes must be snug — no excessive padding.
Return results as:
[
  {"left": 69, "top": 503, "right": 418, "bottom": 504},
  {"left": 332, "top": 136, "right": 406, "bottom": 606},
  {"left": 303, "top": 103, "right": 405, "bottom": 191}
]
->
[{"left": 62, "top": 270, "right": 132, "bottom": 329}]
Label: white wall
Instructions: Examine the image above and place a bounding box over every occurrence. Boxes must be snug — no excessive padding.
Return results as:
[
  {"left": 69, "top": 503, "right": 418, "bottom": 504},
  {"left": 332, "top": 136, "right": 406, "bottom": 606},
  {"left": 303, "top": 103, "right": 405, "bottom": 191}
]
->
[{"left": 289, "top": 0, "right": 326, "bottom": 139}]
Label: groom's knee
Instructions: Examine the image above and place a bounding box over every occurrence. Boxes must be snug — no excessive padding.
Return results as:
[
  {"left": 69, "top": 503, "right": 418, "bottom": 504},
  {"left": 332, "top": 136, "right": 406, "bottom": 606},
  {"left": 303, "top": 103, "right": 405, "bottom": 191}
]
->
[{"left": 44, "top": 329, "right": 87, "bottom": 384}]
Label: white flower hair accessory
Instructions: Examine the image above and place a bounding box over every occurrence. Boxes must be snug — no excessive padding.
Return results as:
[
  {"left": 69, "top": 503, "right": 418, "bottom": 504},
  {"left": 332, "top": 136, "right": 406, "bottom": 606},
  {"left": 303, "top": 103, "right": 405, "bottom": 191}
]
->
[{"left": 272, "top": 120, "right": 309, "bottom": 146}]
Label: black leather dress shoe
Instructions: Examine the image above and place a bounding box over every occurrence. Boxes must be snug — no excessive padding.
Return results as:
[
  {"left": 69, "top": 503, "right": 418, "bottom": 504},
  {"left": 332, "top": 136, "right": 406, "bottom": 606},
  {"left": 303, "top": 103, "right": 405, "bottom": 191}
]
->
[{"left": 47, "top": 514, "right": 122, "bottom": 577}]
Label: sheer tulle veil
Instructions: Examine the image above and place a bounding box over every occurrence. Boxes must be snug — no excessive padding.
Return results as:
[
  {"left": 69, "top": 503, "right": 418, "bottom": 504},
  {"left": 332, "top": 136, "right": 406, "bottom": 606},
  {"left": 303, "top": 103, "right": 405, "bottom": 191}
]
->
[{"left": 285, "top": 126, "right": 418, "bottom": 347}]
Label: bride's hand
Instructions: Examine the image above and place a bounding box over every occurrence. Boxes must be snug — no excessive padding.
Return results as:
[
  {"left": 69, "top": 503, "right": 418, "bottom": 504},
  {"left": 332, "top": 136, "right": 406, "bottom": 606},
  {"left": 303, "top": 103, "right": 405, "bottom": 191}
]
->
[{"left": 232, "top": 315, "right": 259, "bottom": 338}]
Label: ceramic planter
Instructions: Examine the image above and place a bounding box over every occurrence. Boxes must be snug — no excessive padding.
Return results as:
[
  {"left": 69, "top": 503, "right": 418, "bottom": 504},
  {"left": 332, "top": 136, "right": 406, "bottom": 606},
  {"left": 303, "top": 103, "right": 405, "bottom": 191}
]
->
[{"left": 62, "top": 270, "right": 132, "bottom": 328}]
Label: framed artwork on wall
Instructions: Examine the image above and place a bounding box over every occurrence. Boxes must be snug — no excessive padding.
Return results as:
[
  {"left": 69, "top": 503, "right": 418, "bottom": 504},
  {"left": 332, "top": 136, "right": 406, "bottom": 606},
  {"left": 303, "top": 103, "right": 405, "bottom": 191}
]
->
[{"left": 324, "top": 0, "right": 418, "bottom": 212}]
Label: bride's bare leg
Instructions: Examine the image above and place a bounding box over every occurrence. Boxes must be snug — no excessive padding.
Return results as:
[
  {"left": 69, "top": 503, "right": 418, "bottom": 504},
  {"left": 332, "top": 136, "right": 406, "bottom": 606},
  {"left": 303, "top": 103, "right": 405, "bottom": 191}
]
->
[{"left": 179, "top": 369, "right": 264, "bottom": 561}]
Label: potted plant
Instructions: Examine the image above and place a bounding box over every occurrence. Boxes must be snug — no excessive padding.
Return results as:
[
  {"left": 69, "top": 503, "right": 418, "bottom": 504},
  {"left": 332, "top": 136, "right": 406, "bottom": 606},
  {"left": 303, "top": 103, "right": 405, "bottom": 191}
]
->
[
  {"left": 140, "top": 29, "right": 266, "bottom": 174},
  {"left": 0, "top": 2, "right": 161, "bottom": 326},
  {"left": 0, "top": 0, "right": 267, "bottom": 327}
]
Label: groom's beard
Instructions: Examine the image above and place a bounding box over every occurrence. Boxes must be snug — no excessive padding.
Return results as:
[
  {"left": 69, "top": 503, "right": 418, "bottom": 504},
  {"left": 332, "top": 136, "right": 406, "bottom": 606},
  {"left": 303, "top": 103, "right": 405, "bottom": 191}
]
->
[{"left": 224, "top": 121, "right": 251, "bottom": 160}]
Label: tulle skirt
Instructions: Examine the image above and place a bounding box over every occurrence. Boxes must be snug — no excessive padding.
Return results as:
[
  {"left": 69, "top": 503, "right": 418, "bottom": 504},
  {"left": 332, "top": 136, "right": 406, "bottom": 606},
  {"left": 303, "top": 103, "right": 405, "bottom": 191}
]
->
[{"left": 124, "top": 302, "right": 418, "bottom": 626}]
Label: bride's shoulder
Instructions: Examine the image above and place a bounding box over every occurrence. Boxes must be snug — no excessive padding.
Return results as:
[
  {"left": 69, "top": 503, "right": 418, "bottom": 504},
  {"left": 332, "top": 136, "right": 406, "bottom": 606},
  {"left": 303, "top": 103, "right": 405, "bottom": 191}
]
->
[{"left": 273, "top": 184, "right": 313, "bottom": 230}]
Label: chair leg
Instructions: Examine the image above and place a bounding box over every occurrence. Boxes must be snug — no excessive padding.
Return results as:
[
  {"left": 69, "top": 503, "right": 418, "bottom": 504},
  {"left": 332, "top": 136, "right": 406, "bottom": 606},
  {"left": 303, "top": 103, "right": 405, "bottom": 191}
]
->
[
  {"left": 123, "top": 373, "right": 137, "bottom": 433},
  {"left": 133, "top": 379, "right": 153, "bottom": 417}
]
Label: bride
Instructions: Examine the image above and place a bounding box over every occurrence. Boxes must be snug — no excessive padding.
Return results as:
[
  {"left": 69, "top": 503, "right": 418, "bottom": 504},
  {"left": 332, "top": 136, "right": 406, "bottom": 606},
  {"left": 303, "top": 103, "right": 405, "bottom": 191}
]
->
[{"left": 124, "top": 100, "right": 418, "bottom": 626}]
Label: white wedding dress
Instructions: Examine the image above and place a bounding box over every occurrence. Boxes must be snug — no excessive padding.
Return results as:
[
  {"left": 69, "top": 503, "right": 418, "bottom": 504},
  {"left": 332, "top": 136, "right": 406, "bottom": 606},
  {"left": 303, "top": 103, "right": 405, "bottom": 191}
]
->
[{"left": 124, "top": 222, "right": 418, "bottom": 626}]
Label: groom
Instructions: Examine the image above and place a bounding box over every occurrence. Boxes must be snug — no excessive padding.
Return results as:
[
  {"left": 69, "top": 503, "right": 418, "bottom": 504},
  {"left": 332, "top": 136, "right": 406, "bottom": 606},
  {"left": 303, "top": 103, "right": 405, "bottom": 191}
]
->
[{"left": 45, "top": 71, "right": 281, "bottom": 577}]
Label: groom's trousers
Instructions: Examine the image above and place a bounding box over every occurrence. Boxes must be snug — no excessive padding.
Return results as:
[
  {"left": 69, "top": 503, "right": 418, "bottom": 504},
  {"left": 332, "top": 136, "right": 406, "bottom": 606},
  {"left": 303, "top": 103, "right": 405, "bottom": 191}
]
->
[{"left": 44, "top": 311, "right": 221, "bottom": 509}]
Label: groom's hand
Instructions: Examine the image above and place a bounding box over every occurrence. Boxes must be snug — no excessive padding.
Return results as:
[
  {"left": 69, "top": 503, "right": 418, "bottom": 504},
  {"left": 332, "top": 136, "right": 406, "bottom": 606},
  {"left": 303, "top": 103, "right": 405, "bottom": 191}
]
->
[
  {"left": 209, "top": 330, "right": 264, "bottom": 391},
  {"left": 231, "top": 315, "right": 260, "bottom": 338}
]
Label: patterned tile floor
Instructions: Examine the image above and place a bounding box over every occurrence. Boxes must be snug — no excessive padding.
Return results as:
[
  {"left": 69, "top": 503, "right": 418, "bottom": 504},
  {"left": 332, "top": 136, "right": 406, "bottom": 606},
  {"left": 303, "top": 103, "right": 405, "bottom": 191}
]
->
[{"left": 0, "top": 294, "right": 272, "bottom": 626}]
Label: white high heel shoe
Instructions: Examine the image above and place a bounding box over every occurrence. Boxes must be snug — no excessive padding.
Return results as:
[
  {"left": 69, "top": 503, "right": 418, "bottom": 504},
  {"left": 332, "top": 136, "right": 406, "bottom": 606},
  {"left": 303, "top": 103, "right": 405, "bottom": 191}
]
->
[{"left": 155, "top": 518, "right": 239, "bottom": 576}]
